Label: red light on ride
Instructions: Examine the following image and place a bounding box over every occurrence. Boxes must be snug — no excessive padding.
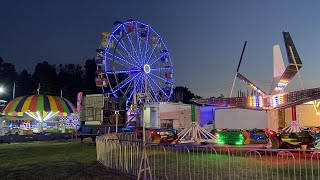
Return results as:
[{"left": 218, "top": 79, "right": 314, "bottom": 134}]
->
[{"left": 150, "top": 130, "right": 155, "bottom": 135}]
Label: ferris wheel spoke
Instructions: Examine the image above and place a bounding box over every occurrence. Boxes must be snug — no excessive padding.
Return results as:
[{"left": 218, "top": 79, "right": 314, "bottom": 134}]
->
[
  {"left": 106, "top": 69, "right": 141, "bottom": 74},
  {"left": 135, "top": 23, "right": 143, "bottom": 62},
  {"left": 143, "top": 27, "right": 150, "bottom": 61},
  {"left": 120, "top": 39, "right": 141, "bottom": 66},
  {"left": 149, "top": 72, "right": 173, "bottom": 84},
  {"left": 115, "top": 48, "right": 141, "bottom": 68},
  {"left": 149, "top": 52, "right": 169, "bottom": 66},
  {"left": 124, "top": 79, "right": 134, "bottom": 96},
  {"left": 115, "top": 61, "right": 132, "bottom": 70},
  {"left": 127, "top": 74, "right": 143, "bottom": 102},
  {"left": 112, "top": 73, "right": 140, "bottom": 94},
  {"left": 147, "top": 74, "right": 170, "bottom": 99},
  {"left": 115, "top": 49, "right": 131, "bottom": 63},
  {"left": 111, "top": 35, "right": 139, "bottom": 65},
  {"left": 150, "top": 67, "right": 172, "bottom": 71},
  {"left": 106, "top": 52, "right": 140, "bottom": 69},
  {"left": 146, "top": 38, "right": 161, "bottom": 65},
  {"left": 139, "top": 75, "right": 145, "bottom": 94},
  {"left": 121, "top": 24, "right": 142, "bottom": 65},
  {"left": 146, "top": 78, "right": 159, "bottom": 102}
]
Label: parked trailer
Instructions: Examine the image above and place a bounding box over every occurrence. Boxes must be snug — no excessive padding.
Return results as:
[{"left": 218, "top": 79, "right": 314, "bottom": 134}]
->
[
  {"left": 201, "top": 108, "right": 279, "bottom": 131},
  {"left": 143, "top": 102, "right": 192, "bottom": 131}
]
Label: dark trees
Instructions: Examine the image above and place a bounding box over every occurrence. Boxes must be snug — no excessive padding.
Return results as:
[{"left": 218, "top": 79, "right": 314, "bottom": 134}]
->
[
  {"left": 172, "top": 86, "right": 202, "bottom": 104},
  {"left": 0, "top": 57, "right": 17, "bottom": 100},
  {"left": 32, "top": 61, "right": 58, "bottom": 95}
]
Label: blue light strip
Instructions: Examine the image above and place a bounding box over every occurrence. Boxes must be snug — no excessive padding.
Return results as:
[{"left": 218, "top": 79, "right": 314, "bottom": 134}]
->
[
  {"left": 146, "top": 38, "right": 160, "bottom": 64},
  {"left": 149, "top": 72, "right": 173, "bottom": 84},
  {"left": 147, "top": 77, "right": 159, "bottom": 102},
  {"left": 105, "top": 51, "right": 140, "bottom": 69},
  {"left": 150, "top": 67, "right": 172, "bottom": 71},
  {"left": 127, "top": 74, "right": 143, "bottom": 102},
  {"left": 140, "top": 74, "right": 144, "bottom": 94},
  {"left": 147, "top": 74, "right": 170, "bottom": 99},
  {"left": 135, "top": 23, "right": 143, "bottom": 62},
  {"left": 110, "top": 35, "right": 140, "bottom": 66},
  {"left": 149, "top": 52, "right": 169, "bottom": 66},
  {"left": 144, "top": 26, "right": 150, "bottom": 61},
  {"left": 112, "top": 73, "right": 140, "bottom": 93},
  {"left": 121, "top": 24, "right": 141, "bottom": 66},
  {"left": 106, "top": 69, "right": 141, "bottom": 74}
]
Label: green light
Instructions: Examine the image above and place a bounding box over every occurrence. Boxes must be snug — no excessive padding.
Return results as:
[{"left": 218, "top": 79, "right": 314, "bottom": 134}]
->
[
  {"left": 235, "top": 141, "right": 243, "bottom": 145},
  {"left": 216, "top": 131, "right": 245, "bottom": 145}
]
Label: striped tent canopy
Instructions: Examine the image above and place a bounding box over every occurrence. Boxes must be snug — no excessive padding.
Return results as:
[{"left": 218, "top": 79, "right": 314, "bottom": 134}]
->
[
  {"left": 2, "top": 95, "right": 77, "bottom": 117},
  {"left": 1, "top": 115, "right": 33, "bottom": 121}
]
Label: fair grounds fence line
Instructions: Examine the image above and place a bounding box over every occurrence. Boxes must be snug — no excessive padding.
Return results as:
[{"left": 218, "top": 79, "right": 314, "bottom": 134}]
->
[{"left": 96, "top": 133, "right": 320, "bottom": 180}]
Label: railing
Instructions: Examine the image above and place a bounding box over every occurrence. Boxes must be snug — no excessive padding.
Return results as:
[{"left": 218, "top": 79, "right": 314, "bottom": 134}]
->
[{"left": 97, "top": 134, "right": 320, "bottom": 180}]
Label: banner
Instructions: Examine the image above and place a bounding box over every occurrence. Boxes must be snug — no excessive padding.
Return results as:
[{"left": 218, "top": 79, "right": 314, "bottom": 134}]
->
[{"left": 76, "top": 92, "right": 83, "bottom": 112}]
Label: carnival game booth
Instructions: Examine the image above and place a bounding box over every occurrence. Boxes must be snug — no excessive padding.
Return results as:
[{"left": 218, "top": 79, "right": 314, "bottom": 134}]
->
[
  {"left": 0, "top": 115, "right": 33, "bottom": 135},
  {"left": 1, "top": 95, "right": 78, "bottom": 134}
]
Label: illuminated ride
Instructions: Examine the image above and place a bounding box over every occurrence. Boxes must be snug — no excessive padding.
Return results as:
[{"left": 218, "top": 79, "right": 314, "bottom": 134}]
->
[
  {"left": 95, "top": 20, "right": 174, "bottom": 109},
  {"left": 1, "top": 95, "right": 78, "bottom": 132},
  {"left": 178, "top": 104, "right": 217, "bottom": 144},
  {"left": 194, "top": 32, "right": 320, "bottom": 134}
]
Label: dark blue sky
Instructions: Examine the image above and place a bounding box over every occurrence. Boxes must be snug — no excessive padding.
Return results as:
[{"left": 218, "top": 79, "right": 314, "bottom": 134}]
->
[{"left": 1, "top": 1, "right": 320, "bottom": 98}]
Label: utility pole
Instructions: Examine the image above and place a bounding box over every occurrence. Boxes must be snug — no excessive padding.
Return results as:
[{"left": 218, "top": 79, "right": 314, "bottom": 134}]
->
[
  {"left": 12, "top": 81, "right": 16, "bottom": 99},
  {"left": 37, "top": 83, "right": 41, "bottom": 95}
]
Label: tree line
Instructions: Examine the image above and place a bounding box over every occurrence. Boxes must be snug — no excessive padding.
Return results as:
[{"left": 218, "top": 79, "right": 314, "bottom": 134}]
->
[{"left": 0, "top": 57, "right": 202, "bottom": 105}]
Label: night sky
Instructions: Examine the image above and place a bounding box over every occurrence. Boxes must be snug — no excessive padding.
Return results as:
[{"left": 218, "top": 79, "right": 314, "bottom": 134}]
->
[{"left": 1, "top": 1, "right": 320, "bottom": 98}]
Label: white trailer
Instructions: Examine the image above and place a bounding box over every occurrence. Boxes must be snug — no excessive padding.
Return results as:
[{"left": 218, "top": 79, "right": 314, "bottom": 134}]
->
[
  {"left": 200, "top": 107, "right": 279, "bottom": 131},
  {"left": 143, "top": 102, "right": 191, "bottom": 131}
]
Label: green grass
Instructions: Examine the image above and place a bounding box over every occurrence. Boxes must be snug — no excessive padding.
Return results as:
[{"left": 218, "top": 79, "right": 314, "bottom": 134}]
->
[
  {"left": 140, "top": 146, "right": 320, "bottom": 179},
  {"left": 0, "top": 141, "right": 135, "bottom": 180}
]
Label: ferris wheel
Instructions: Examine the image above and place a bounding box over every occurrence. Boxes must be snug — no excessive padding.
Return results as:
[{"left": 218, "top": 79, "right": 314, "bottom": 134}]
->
[{"left": 95, "top": 19, "right": 174, "bottom": 107}]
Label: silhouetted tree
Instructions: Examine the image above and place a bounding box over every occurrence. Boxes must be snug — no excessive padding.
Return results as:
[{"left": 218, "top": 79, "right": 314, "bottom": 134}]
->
[
  {"left": 172, "top": 86, "right": 202, "bottom": 104},
  {"left": 16, "top": 69, "right": 33, "bottom": 97},
  {"left": 57, "top": 63, "right": 85, "bottom": 103},
  {"left": 84, "top": 58, "right": 101, "bottom": 94},
  {"left": 0, "top": 57, "right": 17, "bottom": 100},
  {"left": 32, "top": 61, "right": 58, "bottom": 95}
]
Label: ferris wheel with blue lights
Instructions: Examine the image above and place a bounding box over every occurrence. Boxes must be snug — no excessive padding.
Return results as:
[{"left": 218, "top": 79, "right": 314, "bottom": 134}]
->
[{"left": 95, "top": 19, "right": 174, "bottom": 107}]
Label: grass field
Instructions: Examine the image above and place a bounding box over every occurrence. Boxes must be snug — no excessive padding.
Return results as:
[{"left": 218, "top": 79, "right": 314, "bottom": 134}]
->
[{"left": 0, "top": 141, "right": 135, "bottom": 180}]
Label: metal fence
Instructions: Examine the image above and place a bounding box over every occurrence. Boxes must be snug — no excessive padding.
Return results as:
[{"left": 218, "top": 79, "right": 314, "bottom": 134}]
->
[{"left": 97, "top": 134, "right": 320, "bottom": 180}]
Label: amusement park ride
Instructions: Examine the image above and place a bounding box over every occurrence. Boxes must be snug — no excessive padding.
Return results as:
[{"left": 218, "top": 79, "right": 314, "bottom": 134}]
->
[
  {"left": 94, "top": 19, "right": 174, "bottom": 127},
  {"left": 194, "top": 32, "right": 320, "bottom": 133}
]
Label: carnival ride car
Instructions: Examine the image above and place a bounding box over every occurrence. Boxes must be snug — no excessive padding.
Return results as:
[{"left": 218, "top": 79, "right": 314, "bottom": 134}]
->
[
  {"left": 213, "top": 128, "right": 277, "bottom": 146},
  {"left": 150, "top": 128, "right": 178, "bottom": 144},
  {"left": 267, "top": 131, "right": 315, "bottom": 149}
]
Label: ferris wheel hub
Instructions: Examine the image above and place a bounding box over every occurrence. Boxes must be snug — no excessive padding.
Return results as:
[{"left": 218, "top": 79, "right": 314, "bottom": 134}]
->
[{"left": 143, "top": 64, "right": 151, "bottom": 74}]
